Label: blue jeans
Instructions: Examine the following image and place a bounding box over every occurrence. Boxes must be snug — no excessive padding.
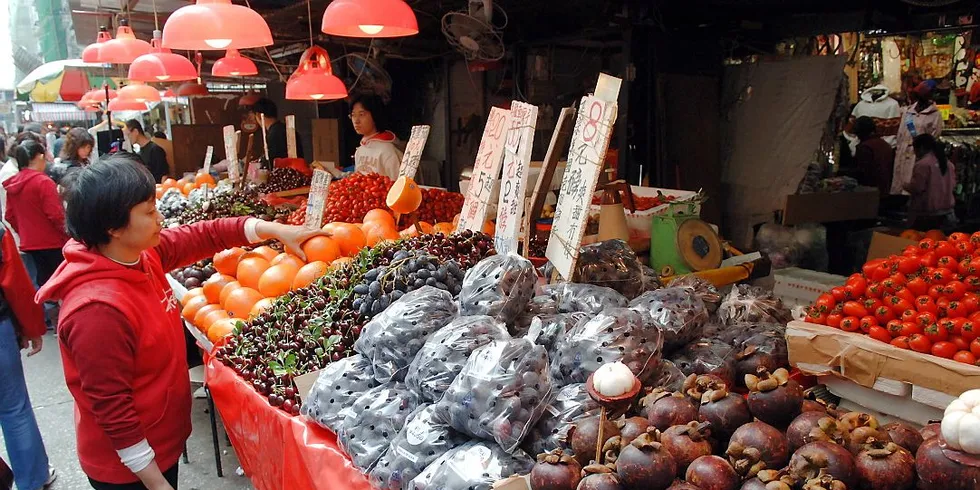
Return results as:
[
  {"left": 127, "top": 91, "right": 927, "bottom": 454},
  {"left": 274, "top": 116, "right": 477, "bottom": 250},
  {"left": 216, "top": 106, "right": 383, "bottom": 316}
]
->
[{"left": 0, "top": 317, "right": 49, "bottom": 490}]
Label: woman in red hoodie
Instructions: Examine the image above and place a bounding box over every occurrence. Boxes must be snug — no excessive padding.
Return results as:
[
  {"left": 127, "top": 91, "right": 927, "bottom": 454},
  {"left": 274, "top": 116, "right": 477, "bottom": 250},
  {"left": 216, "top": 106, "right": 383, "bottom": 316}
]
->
[
  {"left": 3, "top": 140, "right": 68, "bottom": 287},
  {"left": 36, "top": 154, "right": 326, "bottom": 490}
]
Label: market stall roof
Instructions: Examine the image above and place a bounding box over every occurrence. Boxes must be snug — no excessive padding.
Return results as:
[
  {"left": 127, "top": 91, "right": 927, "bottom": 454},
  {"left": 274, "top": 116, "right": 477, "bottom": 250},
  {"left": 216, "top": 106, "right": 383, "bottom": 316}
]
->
[
  {"left": 29, "top": 102, "right": 97, "bottom": 122},
  {"left": 16, "top": 59, "right": 105, "bottom": 94}
]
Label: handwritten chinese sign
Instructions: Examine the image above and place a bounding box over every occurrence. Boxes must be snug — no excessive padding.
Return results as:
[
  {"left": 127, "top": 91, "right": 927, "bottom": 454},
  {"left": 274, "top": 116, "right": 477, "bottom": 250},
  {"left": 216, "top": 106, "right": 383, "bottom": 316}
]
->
[
  {"left": 494, "top": 101, "right": 538, "bottom": 255},
  {"left": 304, "top": 169, "right": 332, "bottom": 230},
  {"left": 398, "top": 125, "right": 431, "bottom": 179},
  {"left": 222, "top": 125, "right": 240, "bottom": 182},
  {"left": 456, "top": 107, "right": 511, "bottom": 233},
  {"left": 545, "top": 95, "right": 619, "bottom": 279},
  {"left": 285, "top": 115, "right": 297, "bottom": 159}
]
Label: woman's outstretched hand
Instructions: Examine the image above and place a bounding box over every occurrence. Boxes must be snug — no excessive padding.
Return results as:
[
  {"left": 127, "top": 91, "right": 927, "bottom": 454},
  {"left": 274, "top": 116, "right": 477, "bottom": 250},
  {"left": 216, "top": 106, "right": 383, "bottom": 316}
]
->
[{"left": 253, "top": 221, "right": 331, "bottom": 261}]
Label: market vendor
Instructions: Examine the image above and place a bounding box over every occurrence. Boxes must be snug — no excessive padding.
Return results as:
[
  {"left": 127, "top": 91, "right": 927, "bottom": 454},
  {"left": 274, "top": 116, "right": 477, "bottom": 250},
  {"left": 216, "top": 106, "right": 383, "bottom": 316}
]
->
[
  {"left": 892, "top": 81, "right": 942, "bottom": 195},
  {"left": 249, "top": 98, "right": 303, "bottom": 162},
  {"left": 349, "top": 94, "right": 403, "bottom": 180},
  {"left": 36, "top": 154, "right": 328, "bottom": 490}
]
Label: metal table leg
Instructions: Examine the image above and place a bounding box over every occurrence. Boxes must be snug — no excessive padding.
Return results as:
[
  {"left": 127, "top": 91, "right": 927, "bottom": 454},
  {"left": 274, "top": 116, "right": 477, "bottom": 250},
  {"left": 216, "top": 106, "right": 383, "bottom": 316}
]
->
[{"left": 205, "top": 385, "right": 224, "bottom": 477}]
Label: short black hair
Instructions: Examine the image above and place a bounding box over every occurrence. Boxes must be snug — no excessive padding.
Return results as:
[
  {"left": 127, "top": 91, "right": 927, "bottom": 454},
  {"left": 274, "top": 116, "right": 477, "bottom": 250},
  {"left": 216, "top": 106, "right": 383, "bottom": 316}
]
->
[
  {"left": 854, "top": 116, "right": 876, "bottom": 140},
  {"left": 13, "top": 140, "right": 45, "bottom": 169},
  {"left": 250, "top": 98, "right": 278, "bottom": 119},
  {"left": 153, "top": 131, "right": 167, "bottom": 139},
  {"left": 125, "top": 119, "right": 145, "bottom": 135},
  {"left": 349, "top": 94, "right": 391, "bottom": 132},
  {"left": 62, "top": 153, "right": 156, "bottom": 247}
]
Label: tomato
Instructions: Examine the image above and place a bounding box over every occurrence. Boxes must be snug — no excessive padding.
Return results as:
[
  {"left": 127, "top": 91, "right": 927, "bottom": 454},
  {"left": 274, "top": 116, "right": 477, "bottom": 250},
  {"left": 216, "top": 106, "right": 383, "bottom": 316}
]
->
[
  {"left": 901, "top": 309, "right": 918, "bottom": 323},
  {"left": 812, "top": 294, "right": 836, "bottom": 314},
  {"left": 966, "top": 276, "right": 980, "bottom": 292},
  {"left": 845, "top": 275, "right": 868, "bottom": 297},
  {"left": 891, "top": 336, "right": 911, "bottom": 349},
  {"left": 862, "top": 259, "right": 886, "bottom": 278},
  {"left": 897, "top": 256, "right": 922, "bottom": 276},
  {"left": 870, "top": 262, "right": 892, "bottom": 282},
  {"left": 950, "top": 232, "right": 971, "bottom": 243},
  {"left": 924, "top": 323, "right": 949, "bottom": 342},
  {"left": 937, "top": 297, "right": 951, "bottom": 317},
  {"left": 949, "top": 317, "right": 968, "bottom": 336},
  {"left": 842, "top": 301, "right": 869, "bottom": 318},
  {"left": 962, "top": 321, "right": 978, "bottom": 342},
  {"left": 939, "top": 318, "right": 958, "bottom": 336},
  {"left": 882, "top": 274, "right": 906, "bottom": 294},
  {"left": 894, "top": 287, "right": 916, "bottom": 303},
  {"left": 840, "top": 316, "right": 860, "bottom": 332},
  {"left": 956, "top": 241, "right": 974, "bottom": 258},
  {"left": 972, "top": 232, "right": 980, "bottom": 246},
  {"left": 917, "top": 311, "right": 938, "bottom": 328},
  {"left": 931, "top": 341, "right": 958, "bottom": 359},
  {"left": 886, "top": 319, "right": 904, "bottom": 337},
  {"left": 907, "top": 277, "right": 929, "bottom": 297},
  {"left": 919, "top": 239, "right": 937, "bottom": 251},
  {"left": 935, "top": 241, "right": 959, "bottom": 259},
  {"left": 953, "top": 350, "right": 978, "bottom": 364},
  {"left": 929, "top": 268, "right": 955, "bottom": 285},
  {"left": 862, "top": 298, "right": 882, "bottom": 312},
  {"left": 920, "top": 252, "right": 938, "bottom": 269},
  {"left": 866, "top": 282, "right": 884, "bottom": 298},
  {"left": 937, "top": 255, "right": 959, "bottom": 271},
  {"left": 826, "top": 313, "right": 843, "bottom": 329},
  {"left": 950, "top": 335, "right": 970, "bottom": 352},
  {"left": 962, "top": 292, "right": 979, "bottom": 312},
  {"left": 900, "top": 321, "right": 923, "bottom": 337},
  {"left": 959, "top": 259, "right": 977, "bottom": 276},
  {"left": 830, "top": 286, "right": 849, "bottom": 303},
  {"left": 915, "top": 296, "right": 938, "bottom": 314},
  {"left": 948, "top": 300, "right": 970, "bottom": 318},
  {"left": 909, "top": 334, "right": 933, "bottom": 353},
  {"left": 859, "top": 316, "right": 878, "bottom": 333},
  {"left": 873, "top": 306, "right": 895, "bottom": 325},
  {"left": 972, "top": 338, "right": 980, "bottom": 357},
  {"left": 805, "top": 312, "right": 827, "bottom": 325},
  {"left": 928, "top": 284, "right": 945, "bottom": 299},
  {"left": 903, "top": 245, "right": 920, "bottom": 256},
  {"left": 868, "top": 325, "right": 892, "bottom": 343},
  {"left": 885, "top": 295, "right": 914, "bottom": 315}
]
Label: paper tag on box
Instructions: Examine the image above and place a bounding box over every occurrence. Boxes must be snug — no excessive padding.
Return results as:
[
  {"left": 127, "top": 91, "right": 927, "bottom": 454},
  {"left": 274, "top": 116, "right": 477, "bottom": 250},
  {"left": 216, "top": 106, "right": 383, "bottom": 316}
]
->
[{"left": 292, "top": 368, "right": 322, "bottom": 403}]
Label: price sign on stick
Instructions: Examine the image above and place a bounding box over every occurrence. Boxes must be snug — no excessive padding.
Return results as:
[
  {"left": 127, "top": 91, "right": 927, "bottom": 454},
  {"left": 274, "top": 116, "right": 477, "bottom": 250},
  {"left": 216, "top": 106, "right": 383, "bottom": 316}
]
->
[
  {"left": 304, "top": 169, "right": 332, "bottom": 230},
  {"left": 222, "top": 125, "right": 240, "bottom": 182},
  {"left": 285, "top": 115, "right": 297, "bottom": 159},
  {"left": 456, "top": 107, "right": 511, "bottom": 233},
  {"left": 546, "top": 75, "right": 621, "bottom": 280},
  {"left": 202, "top": 145, "right": 214, "bottom": 206},
  {"left": 494, "top": 101, "right": 539, "bottom": 255},
  {"left": 398, "top": 125, "right": 431, "bottom": 179}
]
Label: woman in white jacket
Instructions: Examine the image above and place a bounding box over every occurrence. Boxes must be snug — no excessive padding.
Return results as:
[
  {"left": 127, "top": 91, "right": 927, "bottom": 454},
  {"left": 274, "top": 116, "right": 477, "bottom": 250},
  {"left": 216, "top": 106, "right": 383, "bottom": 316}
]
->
[{"left": 349, "top": 95, "right": 403, "bottom": 180}]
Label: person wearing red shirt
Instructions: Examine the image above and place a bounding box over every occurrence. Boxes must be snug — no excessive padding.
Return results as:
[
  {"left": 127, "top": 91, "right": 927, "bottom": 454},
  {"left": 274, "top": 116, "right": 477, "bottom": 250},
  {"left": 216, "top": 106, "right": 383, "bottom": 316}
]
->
[{"left": 36, "top": 154, "right": 326, "bottom": 490}]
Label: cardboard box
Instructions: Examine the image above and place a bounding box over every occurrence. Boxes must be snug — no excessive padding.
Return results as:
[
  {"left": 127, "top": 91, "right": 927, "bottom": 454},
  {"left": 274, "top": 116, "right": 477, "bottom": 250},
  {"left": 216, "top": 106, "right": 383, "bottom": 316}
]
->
[
  {"left": 866, "top": 229, "right": 916, "bottom": 261},
  {"left": 311, "top": 119, "right": 340, "bottom": 166},
  {"left": 782, "top": 187, "right": 879, "bottom": 225}
]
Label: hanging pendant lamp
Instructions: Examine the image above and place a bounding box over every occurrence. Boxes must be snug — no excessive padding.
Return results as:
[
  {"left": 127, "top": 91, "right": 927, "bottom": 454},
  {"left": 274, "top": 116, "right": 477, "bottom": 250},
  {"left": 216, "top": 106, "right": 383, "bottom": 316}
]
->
[
  {"left": 77, "top": 88, "right": 117, "bottom": 109},
  {"left": 129, "top": 30, "right": 198, "bottom": 82},
  {"left": 176, "top": 82, "right": 210, "bottom": 96},
  {"left": 82, "top": 26, "right": 113, "bottom": 63},
  {"left": 212, "top": 49, "right": 258, "bottom": 77},
  {"left": 320, "top": 0, "right": 418, "bottom": 38},
  {"left": 108, "top": 98, "right": 147, "bottom": 111},
  {"left": 118, "top": 82, "right": 162, "bottom": 103},
  {"left": 286, "top": 45, "right": 348, "bottom": 101},
  {"left": 162, "top": 0, "right": 273, "bottom": 50},
  {"left": 98, "top": 20, "right": 152, "bottom": 64}
]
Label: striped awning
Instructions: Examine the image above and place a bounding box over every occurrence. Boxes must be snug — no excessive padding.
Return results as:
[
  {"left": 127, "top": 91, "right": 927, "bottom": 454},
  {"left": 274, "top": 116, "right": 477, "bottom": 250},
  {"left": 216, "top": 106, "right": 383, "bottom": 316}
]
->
[{"left": 29, "top": 102, "right": 94, "bottom": 122}]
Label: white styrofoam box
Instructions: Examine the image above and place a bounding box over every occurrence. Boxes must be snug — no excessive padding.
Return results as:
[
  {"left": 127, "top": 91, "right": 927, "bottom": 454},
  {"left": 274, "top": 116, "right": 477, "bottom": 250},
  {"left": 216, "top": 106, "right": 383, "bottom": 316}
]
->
[
  {"left": 911, "top": 385, "right": 957, "bottom": 410},
  {"left": 821, "top": 375, "right": 941, "bottom": 426},
  {"left": 837, "top": 399, "right": 916, "bottom": 427},
  {"left": 167, "top": 274, "right": 188, "bottom": 302},
  {"left": 587, "top": 185, "right": 700, "bottom": 239},
  {"left": 774, "top": 267, "right": 847, "bottom": 306}
]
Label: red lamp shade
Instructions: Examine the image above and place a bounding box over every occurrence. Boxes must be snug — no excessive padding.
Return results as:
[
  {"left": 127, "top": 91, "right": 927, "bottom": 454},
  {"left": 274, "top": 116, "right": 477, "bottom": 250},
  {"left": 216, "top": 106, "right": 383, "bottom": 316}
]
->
[
  {"left": 129, "top": 31, "right": 198, "bottom": 82},
  {"left": 82, "top": 27, "right": 113, "bottom": 63},
  {"left": 286, "top": 46, "right": 348, "bottom": 100},
  {"left": 162, "top": 0, "right": 273, "bottom": 50},
  {"left": 176, "top": 82, "right": 210, "bottom": 96},
  {"left": 59, "top": 70, "right": 91, "bottom": 102},
  {"left": 77, "top": 88, "right": 117, "bottom": 108},
  {"left": 321, "top": 0, "right": 418, "bottom": 38},
  {"left": 239, "top": 92, "right": 261, "bottom": 106},
  {"left": 118, "top": 83, "right": 162, "bottom": 103},
  {"left": 212, "top": 49, "right": 258, "bottom": 77},
  {"left": 98, "top": 22, "right": 152, "bottom": 64},
  {"left": 108, "top": 98, "right": 147, "bottom": 111}
]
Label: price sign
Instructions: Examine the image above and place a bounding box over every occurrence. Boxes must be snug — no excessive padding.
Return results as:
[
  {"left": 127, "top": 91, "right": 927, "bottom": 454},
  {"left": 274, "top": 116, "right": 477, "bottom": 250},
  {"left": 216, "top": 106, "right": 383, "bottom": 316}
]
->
[
  {"left": 545, "top": 95, "right": 619, "bottom": 280},
  {"left": 222, "top": 125, "right": 240, "bottom": 182},
  {"left": 494, "top": 101, "right": 538, "bottom": 255},
  {"left": 260, "top": 114, "right": 270, "bottom": 161},
  {"left": 304, "top": 169, "right": 332, "bottom": 230},
  {"left": 247, "top": 160, "right": 261, "bottom": 183},
  {"left": 398, "top": 125, "right": 431, "bottom": 179},
  {"left": 202, "top": 145, "right": 214, "bottom": 174},
  {"left": 285, "top": 115, "right": 297, "bottom": 158},
  {"left": 456, "top": 107, "right": 511, "bottom": 233}
]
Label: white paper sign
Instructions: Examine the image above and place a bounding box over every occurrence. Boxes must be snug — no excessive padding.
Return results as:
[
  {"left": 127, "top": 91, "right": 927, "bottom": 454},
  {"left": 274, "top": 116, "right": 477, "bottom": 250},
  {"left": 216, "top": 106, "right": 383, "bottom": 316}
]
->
[
  {"left": 398, "top": 125, "right": 431, "bottom": 179},
  {"left": 285, "top": 115, "right": 297, "bottom": 159},
  {"left": 202, "top": 145, "right": 214, "bottom": 174},
  {"left": 494, "top": 101, "right": 538, "bottom": 255},
  {"left": 304, "top": 169, "right": 332, "bottom": 230},
  {"left": 456, "top": 107, "right": 511, "bottom": 233},
  {"left": 260, "top": 114, "right": 269, "bottom": 161},
  {"left": 545, "top": 95, "right": 619, "bottom": 279},
  {"left": 222, "top": 125, "right": 240, "bottom": 182}
]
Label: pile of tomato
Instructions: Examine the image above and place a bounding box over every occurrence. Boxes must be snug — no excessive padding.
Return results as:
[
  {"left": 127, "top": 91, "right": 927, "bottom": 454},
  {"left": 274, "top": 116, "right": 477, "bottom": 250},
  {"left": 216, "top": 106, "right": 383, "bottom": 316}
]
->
[
  {"left": 806, "top": 232, "right": 980, "bottom": 365},
  {"left": 416, "top": 188, "right": 464, "bottom": 225},
  {"left": 322, "top": 172, "right": 394, "bottom": 224}
]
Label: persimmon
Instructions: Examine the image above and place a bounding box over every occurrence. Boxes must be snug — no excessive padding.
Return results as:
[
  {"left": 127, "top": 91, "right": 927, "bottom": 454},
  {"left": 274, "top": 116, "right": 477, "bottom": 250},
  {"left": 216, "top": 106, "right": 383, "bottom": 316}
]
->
[
  {"left": 155, "top": 185, "right": 165, "bottom": 199},
  {"left": 257, "top": 264, "right": 300, "bottom": 297},
  {"left": 181, "top": 295, "right": 209, "bottom": 321},
  {"left": 195, "top": 171, "right": 216, "bottom": 186},
  {"left": 925, "top": 229, "right": 946, "bottom": 241},
  {"left": 162, "top": 178, "right": 177, "bottom": 189},
  {"left": 181, "top": 287, "right": 205, "bottom": 306},
  {"left": 202, "top": 273, "right": 236, "bottom": 304},
  {"left": 417, "top": 222, "right": 434, "bottom": 234},
  {"left": 207, "top": 318, "right": 241, "bottom": 343},
  {"left": 236, "top": 257, "right": 271, "bottom": 290},
  {"left": 181, "top": 182, "right": 196, "bottom": 196},
  {"left": 177, "top": 177, "right": 190, "bottom": 187},
  {"left": 330, "top": 223, "right": 367, "bottom": 257},
  {"left": 224, "top": 287, "right": 264, "bottom": 318},
  {"left": 302, "top": 236, "right": 341, "bottom": 263},
  {"left": 270, "top": 253, "right": 305, "bottom": 270},
  {"left": 193, "top": 304, "right": 224, "bottom": 329},
  {"left": 433, "top": 222, "right": 455, "bottom": 235},
  {"left": 213, "top": 247, "right": 247, "bottom": 276},
  {"left": 365, "top": 223, "right": 399, "bottom": 247},
  {"left": 292, "top": 261, "right": 329, "bottom": 289},
  {"left": 250, "top": 298, "right": 274, "bottom": 318},
  {"left": 363, "top": 208, "right": 396, "bottom": 227},
  {"left": 218, "top": 281, "right": 241, "bottom": 308}
]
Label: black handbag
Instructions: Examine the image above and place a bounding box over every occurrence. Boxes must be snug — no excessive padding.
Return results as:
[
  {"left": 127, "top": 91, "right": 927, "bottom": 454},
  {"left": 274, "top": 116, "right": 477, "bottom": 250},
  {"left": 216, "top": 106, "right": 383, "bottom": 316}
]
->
[{"left": 0, "top": 455, "right": 13, "bottom": 490}]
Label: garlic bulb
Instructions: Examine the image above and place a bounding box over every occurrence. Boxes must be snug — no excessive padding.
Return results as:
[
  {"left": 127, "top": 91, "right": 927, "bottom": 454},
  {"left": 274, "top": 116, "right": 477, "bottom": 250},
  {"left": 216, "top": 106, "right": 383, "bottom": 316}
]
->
[
  {"left": 942, "top": 389, "right": 980, "bottom": 454},
  {"left": 593, "top": 362, "right": 634, "bottom": 397}
]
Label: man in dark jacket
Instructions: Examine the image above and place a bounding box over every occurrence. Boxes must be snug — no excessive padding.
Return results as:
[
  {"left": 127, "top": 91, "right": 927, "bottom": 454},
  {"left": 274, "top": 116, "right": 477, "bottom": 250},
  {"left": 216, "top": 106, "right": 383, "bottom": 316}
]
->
[
  {"left": 852, "top": 116, "right": 895, "bottom": 197},
  {"left": 249, "top": 98, "right": 303, "bottom": 163},
  {"left": 124, "top": 120, "right": 169, "bottom": 183}
]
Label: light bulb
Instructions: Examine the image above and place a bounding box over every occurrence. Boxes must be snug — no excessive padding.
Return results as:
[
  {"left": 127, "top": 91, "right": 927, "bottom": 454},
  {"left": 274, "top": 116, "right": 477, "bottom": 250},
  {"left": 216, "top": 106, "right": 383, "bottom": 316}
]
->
[
  {"left": 358, "top": 24, "right": 384, "bottom": 35},
  {"left": 230, "top": 71, "right": 241, "bottom": 76},
  {"left": 310, "top": 94, "right": 325, "bottom": 100},
  {"left": 205, "top": 38, "right": 232, "bottom": 48},
  {"left": 156, "top": 75, "right": 171, "bottom": 81}
]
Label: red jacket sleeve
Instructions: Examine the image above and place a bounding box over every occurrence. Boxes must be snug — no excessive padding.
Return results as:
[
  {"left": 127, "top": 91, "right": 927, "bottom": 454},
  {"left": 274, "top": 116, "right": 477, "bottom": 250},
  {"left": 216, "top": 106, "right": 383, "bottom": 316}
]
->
[
  {"left": 59, "top": 304, "right": 144, "bottom": 450},
  {"left": 39, "top": 178, "right": 65, "bottom": 235},
  {"left": 0, "top": 224, "right": 45, "bottom": 338},
  {"left": 155, "top": 217, "right": 251, "bottom": 273}
]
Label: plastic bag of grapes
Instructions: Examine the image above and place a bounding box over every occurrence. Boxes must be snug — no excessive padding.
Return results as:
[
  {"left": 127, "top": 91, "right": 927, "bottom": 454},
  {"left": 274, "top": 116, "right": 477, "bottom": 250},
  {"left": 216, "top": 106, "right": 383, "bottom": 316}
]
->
[
  {"left": 513, "top": 294, "right": 560, "bottom": 333},
  {"left": 300, "top": 354, "right": 377, "bottom": 433},
  {"left": 337, "top": 382, "right": 420, "bottom": 471},
  {"left": 408, "top": 441, "right": 534, "bottom": 490},
  {"left": 458, "top": 253, "right": 537, "bottom": 324},
  {"left": 668, "top": 274, "right": 721, "bottom": 313},
  {"left": 550, "top": 307, "right": 664, "bottom": 387},
  {"left": 717, "top": 284, "right": 793, "bottom": 326},
  {"left": 369, "top": 404, "right": 469, "bottom": 490},
  {"left": 629, "top": 286, "right": 708, "bottom": 354},
  {"left": 668, "top": 337, "right": 737, "bottom": 388},
  {"left": 648, "top": 359, "right": 687, "bottom": 392},
  {"left": 522, "top": 383, "right": 601, "bottom": 456},
  {"left": 548, "top": 239, "right": 646, "bottom": 299},
  {"left": 543, "top": 282, "right": 628, "bottom": 314},
  {"left": 520, "top": 312, "right": 589, "bottom": 355},
  {"left": 404, "top": 315, "right": 510, "bottom": 403},
  {"left": 355, "top": 286, "right": 459, "bottom": 384},
  {"left": 434, "top": 337, "right": 553, "bottom": 453}
]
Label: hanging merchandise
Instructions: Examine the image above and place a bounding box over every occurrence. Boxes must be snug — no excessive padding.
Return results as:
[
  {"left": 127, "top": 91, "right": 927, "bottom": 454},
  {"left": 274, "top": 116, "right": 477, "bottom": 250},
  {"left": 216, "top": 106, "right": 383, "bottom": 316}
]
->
[
  {"left": 98, "top": 20, "right": 152, "bottom": 64},
  {"left": 76, "top": 88, "right": 117, "bottom": 109},
  {"left": 162, "top": 0, "right": 273, "bottom": 50},
  {"left": 320, "top": 0, "right": 419, "bottom": 38},
  {"left": 212, "top": 49, "right": 258, "bottom": 77},
  {"left": 108, "top": 98, "right": 147, "bottom": 112},
  {"left": 857, "top": 39, "right": 884, "bottom": 94},
  {"left": 176, "top": 82, "right": 210, "bottom": 96},
  {"left": 81, "top": 26, "right": 113, "bottom": 63},
  {"left": 844, "top": 84, "right": 901, "bottom": 153}
]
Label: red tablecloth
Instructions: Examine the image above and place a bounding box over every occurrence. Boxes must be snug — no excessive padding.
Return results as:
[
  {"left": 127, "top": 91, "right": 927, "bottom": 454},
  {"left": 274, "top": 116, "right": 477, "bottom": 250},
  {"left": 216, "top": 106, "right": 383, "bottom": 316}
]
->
[{"left": 205, "top": 356, "right": 372, "bottom": 490}]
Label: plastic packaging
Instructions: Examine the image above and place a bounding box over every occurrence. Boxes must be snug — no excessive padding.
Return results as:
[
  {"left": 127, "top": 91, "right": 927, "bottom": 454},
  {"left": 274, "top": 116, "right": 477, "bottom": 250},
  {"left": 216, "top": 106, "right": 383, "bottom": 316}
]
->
[
  {"left": 629, "top": 287, "right": 708, "bottom": 353},
  {"left": 543, "top": 283, "right": 629, "bottom": 314},
  {"left": 640, "top": 265, "right": 663, "bottom": 293},
  {"left": 523, "top": 383, "right": 601, "bottom": 456},
  {"left": 514, "top": 295, "right": 560, "bottom": 333},
  {"left": 525, "top": 312, "right": 589, "bottom": 355},
  {"left": 459, "top": 254, "right": 537, "bottom": 324},
  {"left": 647, "top": 359, "right": 687, "bottom": 392},
  {"left": 408, "top": 441, "right": 534, "bottom": 490},
  {"left": 545, "top": 239, "right": 647, "bottom": 299},
  {"left": 550, "top": 307, "right": 664, "bottom": 386},
  {"left": 354, "top": 286, "right": 459, "bottom": 384},
  {"left": 338, "top": 383, "right": 420, "bottom": 471},
  {"left": 369, "top": 405, "right": 468, "bottom": 490},
  {"left": 668, "top": 275, "right": 721, "bottom": 314},
  {"left": 435, "top": 337, "right": 553, "bottom": 453},
  {"left": 717, "top": 284, "right": 793, "bottom": 326},
  {"left": 301, "top": 355, "right": 378, "bottom": 433},
  {"left": 755, "top": 223, "right": 829, "bottom": 271},
  {"left": 405, "top": 315, "right": 511, "bottom": 403},
  {"left": 668, "top": 338, "right": 737, "bottom": 388}
]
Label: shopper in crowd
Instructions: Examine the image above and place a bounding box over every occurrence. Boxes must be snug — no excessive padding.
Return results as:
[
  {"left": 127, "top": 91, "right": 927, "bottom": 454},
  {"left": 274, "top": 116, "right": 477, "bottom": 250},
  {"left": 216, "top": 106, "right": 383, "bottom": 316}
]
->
[
  {"left": 0, "top": 214, "right": 56, "bottom": 490},
  {"left": 892, "top": 81, "right": 942, "bottom": 195},
  {"left": 124, "top": 120, "right": 169, "bottom": 183},
  {"left": 349, "top": 94, "right": 403, "bottom": 180},
  {"left": 50, "top": 128, "right": 95, "bottom": 185},
  {"left": 51, "top": 128, "right": 68, "bottom": 161},
  {"left": 36, "top": 154, "right": 328, "bottom": 490},
  {"left": 1, "top": 132, "right": 47, "bottom": 261},
  {"left": 249, "top": 98, "right": 303, "bottom": 162},
  {"left": 3, "top": 140, "right": 68, "bottom": 288},
  {"left": 904, "top": 134, "right": 956, "bottom": 229},
  {"left": 851, "top": 116, "right": 895, "bottom": 198}
]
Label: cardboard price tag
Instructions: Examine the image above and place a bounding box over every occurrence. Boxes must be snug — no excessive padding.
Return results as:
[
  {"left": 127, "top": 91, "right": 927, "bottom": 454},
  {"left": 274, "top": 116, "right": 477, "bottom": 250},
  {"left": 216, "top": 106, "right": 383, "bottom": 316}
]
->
[
  {"left": 398, "top": 125, "right": 431, "bottom": 179},
  {"left": 494, "top": 101, "right": 538, "bottom": 255},
  {"left": 545, "top": 95, "right": 619, "bottom": 280},
  {"left": 260, "top": 114, "right": 270, "bottom": 161},
  {"left": 285, "top": 115, "right": 297, "bottom": 159},
  {"left": 304, "top": 169, "right": 332, "bottom": 230},
  {"left": 222, "top": 125, "right": 240, "bottom": 182},
  {"left": 456, "top": 107, "right": 511, "bottom": 233},
  {"left": 203, "top": 145, "right": 214, "bottom": 174}
]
